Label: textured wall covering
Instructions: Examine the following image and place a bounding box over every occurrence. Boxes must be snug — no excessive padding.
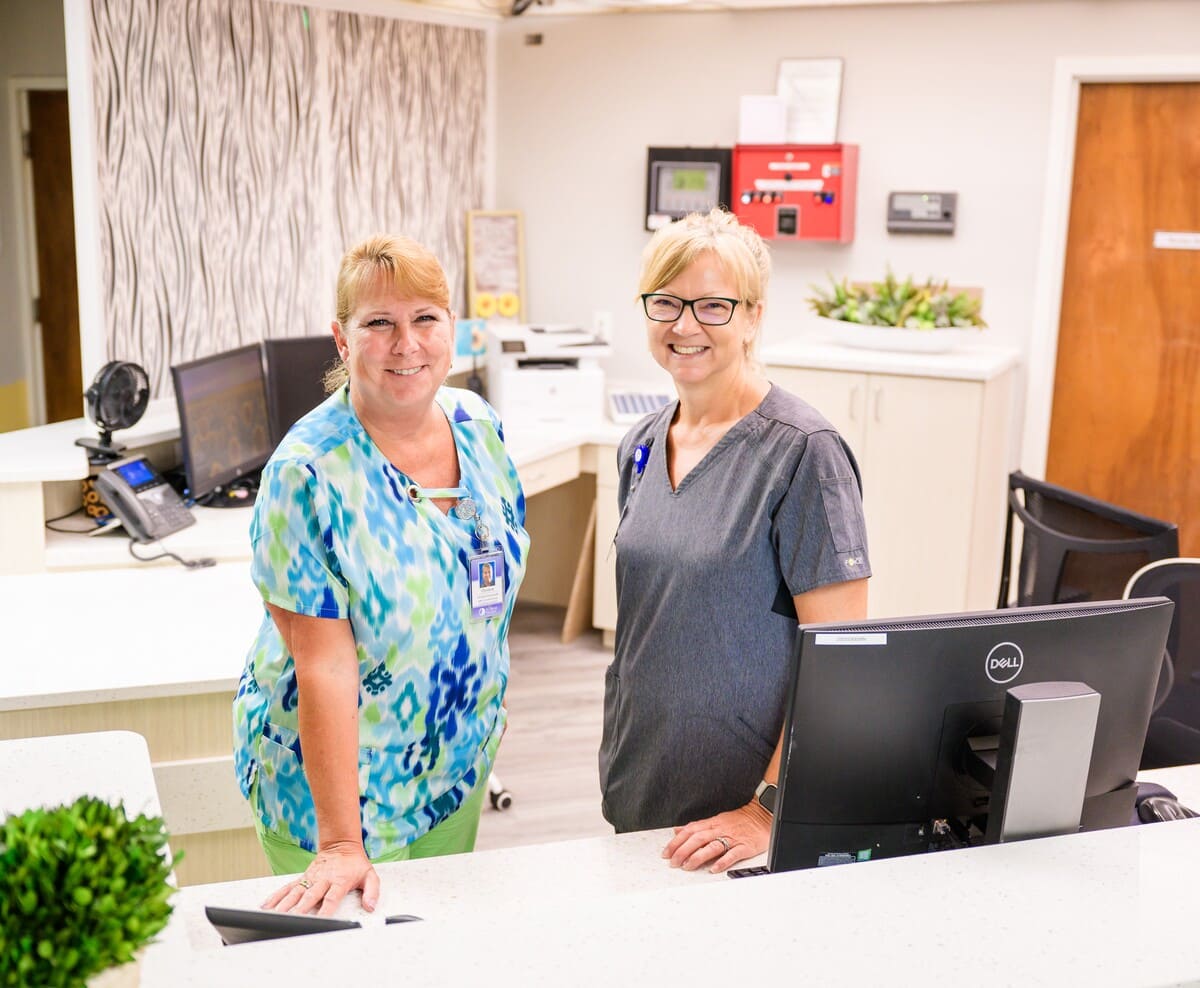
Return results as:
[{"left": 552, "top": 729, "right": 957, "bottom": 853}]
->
[
  {"left": 90, "top": 0, "right": 485, "bottom": 395},
  {"left": 326, "top": 14, "right": 484, "bottom": 311}
]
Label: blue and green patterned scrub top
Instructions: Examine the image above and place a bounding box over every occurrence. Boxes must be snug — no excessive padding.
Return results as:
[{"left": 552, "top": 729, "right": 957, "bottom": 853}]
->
[{"left": 233, "top": 385, "right": 529, "bottom": 857}]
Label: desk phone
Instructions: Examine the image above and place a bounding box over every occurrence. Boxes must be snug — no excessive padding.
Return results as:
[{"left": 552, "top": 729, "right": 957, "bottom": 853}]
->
[
  {"left": 607, "top": 390, "right": 672, "bottom": 425},
  {"left": 94, "top": 455, "right": 195, "bottom": 543}
]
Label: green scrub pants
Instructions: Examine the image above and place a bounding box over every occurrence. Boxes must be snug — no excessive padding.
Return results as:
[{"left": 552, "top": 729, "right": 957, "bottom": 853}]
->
[{"left": 254, "top": 778, "right": 488, "bottom": 876}]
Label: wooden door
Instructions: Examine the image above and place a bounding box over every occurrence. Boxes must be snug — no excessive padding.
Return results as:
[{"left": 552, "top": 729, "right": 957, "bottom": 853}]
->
[
  {"left": 1047, "top": 82, "right": 1200, "bottom": 554},
  {"left": 27, "top": 89, "right": 82, "bottom": 424}
]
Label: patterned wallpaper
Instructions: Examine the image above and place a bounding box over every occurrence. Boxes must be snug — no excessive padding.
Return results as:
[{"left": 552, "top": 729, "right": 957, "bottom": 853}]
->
[{"left": 90, "top": 0, "right": 485, "bottom": 394}]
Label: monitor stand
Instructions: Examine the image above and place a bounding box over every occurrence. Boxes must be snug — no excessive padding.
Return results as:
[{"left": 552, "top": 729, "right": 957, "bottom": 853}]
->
[
  {"left": 195, "top": 473, "right": 260, "bottom": 508},
  {"left": 965, "top": 681, "right": 1101, "bottom": 844}
]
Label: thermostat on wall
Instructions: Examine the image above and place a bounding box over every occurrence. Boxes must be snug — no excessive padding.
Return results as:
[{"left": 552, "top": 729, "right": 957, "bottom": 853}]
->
[{"left": 887, "top": 191, "right": 957, "bottom": 235}]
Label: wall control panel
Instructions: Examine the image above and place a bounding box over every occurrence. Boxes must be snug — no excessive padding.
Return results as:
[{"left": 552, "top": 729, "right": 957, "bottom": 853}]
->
[
  {"left": 887, "top": 191, "right": 957, "bottom": 235},
  {"left": 731, "top": 144, "right": 858, "bottom": 242},
  {"left": 645, "top": 147, "right": 732, "bottom": 232}
]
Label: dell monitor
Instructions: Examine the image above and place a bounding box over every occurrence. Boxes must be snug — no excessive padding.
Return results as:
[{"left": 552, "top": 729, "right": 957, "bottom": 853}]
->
[
  {"left": 171, "top": 344, "right": 273, "bottom": 506},
  {"left": 768, "top": 597, "right": 1174, "bottom": 873},
  {"left": 263, "top": 336, "right": 340, "bottom": 445}
]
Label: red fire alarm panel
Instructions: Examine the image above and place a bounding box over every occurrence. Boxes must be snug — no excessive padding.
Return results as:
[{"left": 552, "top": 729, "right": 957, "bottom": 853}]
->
[{"left": 731, "top": 144, "right": 858, "bottom": 243}]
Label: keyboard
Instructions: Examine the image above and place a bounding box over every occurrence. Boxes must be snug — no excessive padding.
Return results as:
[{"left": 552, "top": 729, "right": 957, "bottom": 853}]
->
[{"left": 608, "top": 390, "right": 672, "bottom": 425}]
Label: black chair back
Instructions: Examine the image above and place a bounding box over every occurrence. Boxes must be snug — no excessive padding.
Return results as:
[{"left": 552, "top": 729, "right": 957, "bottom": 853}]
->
[
  {"left": 1126, "top": 559, "right": 1200, "bottom": 769},
  {"left": 997, "top": 471, "right": 1179, "bottom": 608}
]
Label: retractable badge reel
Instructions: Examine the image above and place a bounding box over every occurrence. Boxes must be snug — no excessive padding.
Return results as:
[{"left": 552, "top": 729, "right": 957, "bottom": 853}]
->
[
  {"left": 455, "top": 497, "right": 506, "bottom": 620},
  {"left": 609, "top": 441, "right": 653, "bottom": 562}
]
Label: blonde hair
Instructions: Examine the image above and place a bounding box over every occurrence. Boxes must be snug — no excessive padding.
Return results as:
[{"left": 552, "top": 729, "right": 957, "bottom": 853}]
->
[
  {"left": 324, "top": 234, "right": 452, "bottom": 392},
  {"left": 637, "top": 208, "right": 771, "bottom": 360}
]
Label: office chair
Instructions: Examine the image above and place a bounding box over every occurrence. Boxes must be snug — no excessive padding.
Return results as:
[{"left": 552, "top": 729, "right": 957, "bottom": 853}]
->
[
  {"left": 996, "top": 471, "right": 1179, "bottom": 609},
  {"left": 1125, "top": 559, "right": 1200, "bottom": 769}
]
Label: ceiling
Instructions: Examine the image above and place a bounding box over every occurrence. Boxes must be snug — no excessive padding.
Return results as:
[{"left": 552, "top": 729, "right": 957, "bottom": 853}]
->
[{"left": 406, "top": 0, "right": 1003, "bottom": 20}]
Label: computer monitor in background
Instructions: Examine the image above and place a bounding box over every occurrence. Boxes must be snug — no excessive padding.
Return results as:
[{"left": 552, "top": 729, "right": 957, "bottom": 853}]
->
[
  {"left": 263, "top": 336, "right": 340, "bottom": 445},
  {"left": 768, "top": 597, "right": 1174, "bottom": 873},
  {"left": 171, "top": 344, "right": 273, "bottom": 507}
]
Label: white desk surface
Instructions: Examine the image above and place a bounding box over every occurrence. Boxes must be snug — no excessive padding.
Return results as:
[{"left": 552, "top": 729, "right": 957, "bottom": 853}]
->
[
  {"left": 0, "top": 730, "right": 161, "bottom": 820},
  {"left": 761, "top": 336, "right": 1020, "bottom": 381},
  {"left": 0, "top": 400, "right": 628, "bottom": 488},
  {"left": 0, "top": 564, "right": 262, "bottom": 710},
  {"left": 30, "top": 415, "right": 626, "bottom": 571},
  {"left": 145, "top": 796, "right": 1200, "bottom": 986},
  {"left": 0, "top": 399, "right": 183, "bottom": 484},
  {"left": 4, "top": 742, "right": 1198, "bottom": 985}
]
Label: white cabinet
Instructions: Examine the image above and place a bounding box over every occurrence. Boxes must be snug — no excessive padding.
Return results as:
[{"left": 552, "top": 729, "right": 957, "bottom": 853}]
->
[{"left": 764, "top": 343, "right": 1019, "bottom": 619}]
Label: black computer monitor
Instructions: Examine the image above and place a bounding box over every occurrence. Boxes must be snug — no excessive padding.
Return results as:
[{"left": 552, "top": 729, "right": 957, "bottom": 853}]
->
[
  {"left": 171, "top": 344, "right": 273, "bottom": 505},
  {"left": 768, "top": 597, "right": 1175, "bottom": 873},
  {"left": 262, "top": 336, "right": 340, "bottom": 445}
]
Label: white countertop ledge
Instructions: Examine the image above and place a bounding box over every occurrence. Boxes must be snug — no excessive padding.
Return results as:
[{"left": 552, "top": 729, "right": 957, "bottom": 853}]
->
[
  {"left": 761, "top": 337, "right": 1021, "bottom": 381},
  {"left": 0, "top": 566, "right": 260, "bottom": 710}
]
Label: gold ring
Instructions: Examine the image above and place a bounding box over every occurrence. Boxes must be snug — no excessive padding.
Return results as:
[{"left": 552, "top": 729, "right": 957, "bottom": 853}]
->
[
  {"left": 297, "top": 878, "right": 313, "bottom": 890},
  {"left": 715, "top": 836, "right": 732, "bottom": 853}
]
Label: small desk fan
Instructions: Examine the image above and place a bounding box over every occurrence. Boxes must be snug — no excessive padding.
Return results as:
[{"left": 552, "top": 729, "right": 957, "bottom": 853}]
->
[{"left": 75, "top": 360, "right": 150, "bottom": 464}]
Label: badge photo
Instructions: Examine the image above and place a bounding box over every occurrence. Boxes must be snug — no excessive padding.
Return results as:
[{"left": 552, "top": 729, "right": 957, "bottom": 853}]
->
[{"left": 469, "top": 550, "right": 506, "bottom": 619}]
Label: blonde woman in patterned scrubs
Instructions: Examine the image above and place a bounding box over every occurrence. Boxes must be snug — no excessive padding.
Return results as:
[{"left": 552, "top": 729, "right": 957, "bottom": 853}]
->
[{"left": 233, "top": 234, "right": 529, "bottom": 915}]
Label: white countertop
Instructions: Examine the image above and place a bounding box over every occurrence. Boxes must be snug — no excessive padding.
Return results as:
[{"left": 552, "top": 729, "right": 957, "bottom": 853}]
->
[
  {"left": 761, "top": 336, "right": 1020, "bottom": 381},
  {"left": 34, "top": 415, "right": 627, "bottom": 572},
  {"left": 5, "top": 742, "right": 1199, "bottom": 985},
  {"left": 0, "top": 565, "right": 262, "bottom": 710},
  {"left": 0, "top": 399, "right": 183, "bottom": 484},
  {"left": 0, "top": 399, "right": 630, "bottom": 489},
  {"left": 143, "top": 807, "right": 1200, "bottom": 987},
  {"left": 0, "top": 730, "right": 161, "bottom": 820}
]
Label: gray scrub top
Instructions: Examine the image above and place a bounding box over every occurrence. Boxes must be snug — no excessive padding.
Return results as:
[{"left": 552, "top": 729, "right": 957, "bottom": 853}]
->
[{"left": 599, "top": 383, "right": 872, "bottom": 833}]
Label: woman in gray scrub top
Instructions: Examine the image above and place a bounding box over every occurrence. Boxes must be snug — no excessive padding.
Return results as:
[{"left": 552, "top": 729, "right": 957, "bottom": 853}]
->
[{"left": 598, "top": 208, "right": 872, "bottom": 873}]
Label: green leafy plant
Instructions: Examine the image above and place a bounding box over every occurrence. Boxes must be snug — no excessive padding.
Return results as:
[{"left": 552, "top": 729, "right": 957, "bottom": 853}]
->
[
  {"left": 807, "top": 271, "right": 987, "bottom": 330},
  {"left": 0, "top": 796, "right": 178, "bottom": 987}
]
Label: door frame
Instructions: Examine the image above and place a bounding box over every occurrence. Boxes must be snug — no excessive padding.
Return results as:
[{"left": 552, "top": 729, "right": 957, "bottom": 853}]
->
[
  {"left": 7, "top": 76, "right": 68, "bottom": 426},
  {"left": 1022, "top": 56, "right": 1200, "bottom": 478}
]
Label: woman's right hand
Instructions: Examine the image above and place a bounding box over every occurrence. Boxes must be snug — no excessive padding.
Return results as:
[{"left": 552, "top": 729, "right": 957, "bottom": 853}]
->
[{"left": 261, "top": 839, "right": 380, "bottom": 916}]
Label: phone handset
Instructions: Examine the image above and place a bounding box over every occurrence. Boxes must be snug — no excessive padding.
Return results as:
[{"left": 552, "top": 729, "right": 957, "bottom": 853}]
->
[{"left": 93, "top": 455, "right": 196, "bottom": 544}]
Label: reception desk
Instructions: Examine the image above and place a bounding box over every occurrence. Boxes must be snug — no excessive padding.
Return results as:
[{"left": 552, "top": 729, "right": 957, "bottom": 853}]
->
[
  {"left": 149, "top": 815, "right": 1200, "bottom": 986},
  {"left": 0, "top": 566, "right": 265, "bottom": 885},
  {"left": 6, "top": 733, "right": 1199, "bottom": 987}
]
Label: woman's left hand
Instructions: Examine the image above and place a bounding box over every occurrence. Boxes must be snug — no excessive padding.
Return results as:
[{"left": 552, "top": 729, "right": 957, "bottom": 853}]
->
[{"left": 662, "top": 802, "right": 772, "bottom": 873}]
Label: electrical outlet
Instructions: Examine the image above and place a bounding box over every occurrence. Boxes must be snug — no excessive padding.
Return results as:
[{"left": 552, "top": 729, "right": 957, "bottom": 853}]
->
[{"left": 593, "top": 310, "right": 613, "bottom": 342}]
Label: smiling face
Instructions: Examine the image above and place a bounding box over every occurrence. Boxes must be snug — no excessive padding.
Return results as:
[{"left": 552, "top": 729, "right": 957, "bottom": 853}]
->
[
  {"left": 332, "top": 278, "right": 454, "bottom": 424},
  {"left": 645, "top": 251, "right": 762, "bottom": 391}
]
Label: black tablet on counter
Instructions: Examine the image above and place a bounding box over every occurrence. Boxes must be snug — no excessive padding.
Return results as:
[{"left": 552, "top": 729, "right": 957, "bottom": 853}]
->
[{"left": 205, "top": 906, "right": 361, "bottom": 945}]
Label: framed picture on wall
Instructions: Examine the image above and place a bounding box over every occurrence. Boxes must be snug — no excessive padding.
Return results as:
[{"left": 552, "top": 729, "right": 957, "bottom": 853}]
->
[{"left": 465, "top": 210, "right": 526, "bottom": 321}]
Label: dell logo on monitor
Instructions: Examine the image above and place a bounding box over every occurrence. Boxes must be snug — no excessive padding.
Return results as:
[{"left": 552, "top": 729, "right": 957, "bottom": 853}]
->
[{"left": 985, "top": 642, "right": 1025, "bottom": 684}]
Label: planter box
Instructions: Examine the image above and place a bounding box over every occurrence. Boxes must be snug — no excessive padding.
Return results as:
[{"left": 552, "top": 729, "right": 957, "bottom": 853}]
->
[{"left": 816, "top": 317, "right": 984, "bottom": 354}]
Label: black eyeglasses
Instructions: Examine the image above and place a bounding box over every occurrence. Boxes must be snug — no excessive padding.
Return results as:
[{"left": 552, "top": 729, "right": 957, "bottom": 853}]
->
[{"left": 640, "top": 293, "right": 741, "bottom": 327}]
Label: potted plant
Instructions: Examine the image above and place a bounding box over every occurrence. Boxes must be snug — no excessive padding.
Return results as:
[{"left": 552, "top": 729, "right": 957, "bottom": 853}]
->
[
  {"left": 806, "top": 271, "right": 986, "bottom": 352},
  {"left": 0, "top": 795, "right": 179, "bottom": 987}
]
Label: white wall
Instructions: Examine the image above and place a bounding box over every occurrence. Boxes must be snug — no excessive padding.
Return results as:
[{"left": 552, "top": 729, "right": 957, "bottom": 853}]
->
[
  {"left": 0, "top": 0, "right": 67, "bottom": 393},
  {"left": 494, "top": 0, "right": 1200, "bottom": 398}
]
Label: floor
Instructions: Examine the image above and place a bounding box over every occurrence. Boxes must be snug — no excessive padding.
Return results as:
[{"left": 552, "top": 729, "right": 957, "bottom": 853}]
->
[{"left": 475, "top": 603, "right": 613, "bottom": 851}]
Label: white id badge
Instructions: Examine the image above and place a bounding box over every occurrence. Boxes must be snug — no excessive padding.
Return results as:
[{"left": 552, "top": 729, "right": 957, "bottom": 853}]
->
[{"left": 469, "top": 549, "right": 505, "bottom": 620}]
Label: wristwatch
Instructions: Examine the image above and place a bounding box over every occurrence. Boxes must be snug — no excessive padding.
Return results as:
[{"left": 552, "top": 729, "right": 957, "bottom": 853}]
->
[{"left": 755, "top": 779, "right": 778, "bottom": 815}]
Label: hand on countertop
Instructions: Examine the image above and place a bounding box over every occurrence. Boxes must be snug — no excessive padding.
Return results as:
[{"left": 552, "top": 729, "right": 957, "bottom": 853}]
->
[
  {"left": 662, "top": 801, "right": 772, "bottom": 874},
  {"left": 261, "top": 840, "right": 379, "bottom": 916}
]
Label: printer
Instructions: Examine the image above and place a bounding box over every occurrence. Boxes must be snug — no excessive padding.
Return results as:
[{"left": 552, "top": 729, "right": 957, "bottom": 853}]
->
[{"left": 486, "top": 323, "right": 610, "bottom": 425}]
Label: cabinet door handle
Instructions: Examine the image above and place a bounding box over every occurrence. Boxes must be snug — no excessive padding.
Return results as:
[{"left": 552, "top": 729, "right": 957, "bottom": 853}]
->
[
  {"left": 849, "top": 385, "right": 860, "bottom": 422},
  {"left": 873, "top": 387, "right": 884, "bottom": 424}
]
